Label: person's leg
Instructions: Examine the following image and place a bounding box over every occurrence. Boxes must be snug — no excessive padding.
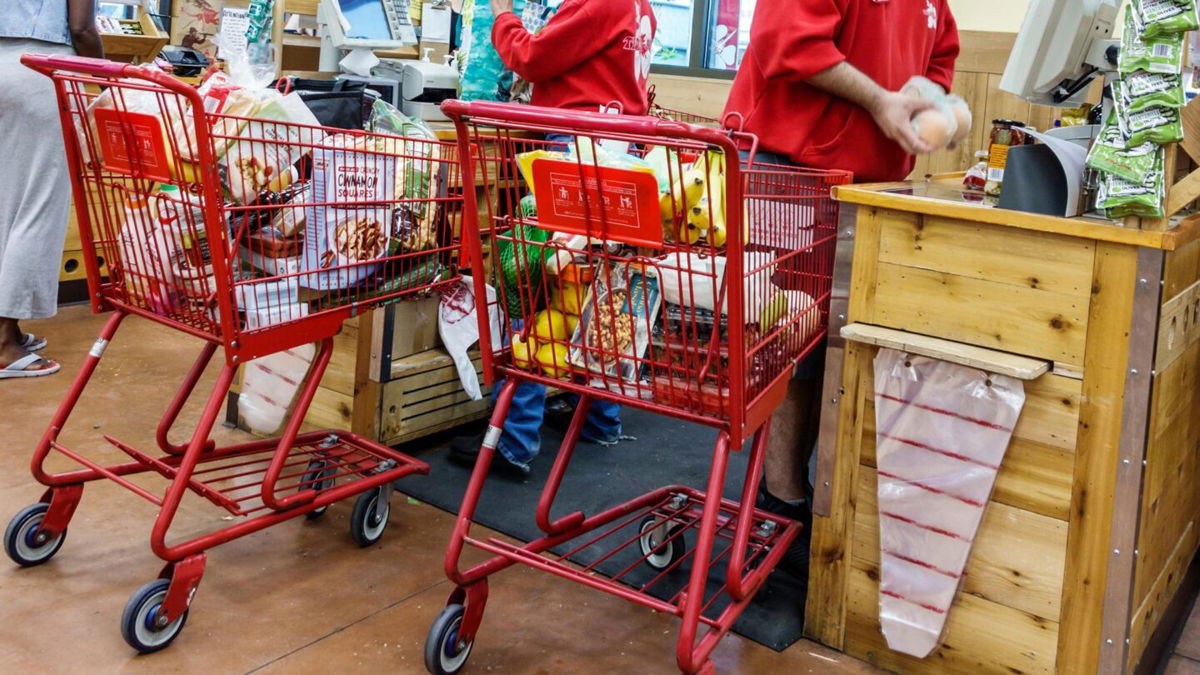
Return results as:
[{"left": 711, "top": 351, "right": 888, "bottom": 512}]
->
[
  {"left": 0, "top": 317, "right": 25, "bottom": 365},
  {"left": 494, "top": 381, "right": 547, "bottom": 469},
  {"left": 763, "top": 378, "right": 814, "bottom": 502},
  {"left": 581, "top": 399, "right": 622, "bottom": 445}
]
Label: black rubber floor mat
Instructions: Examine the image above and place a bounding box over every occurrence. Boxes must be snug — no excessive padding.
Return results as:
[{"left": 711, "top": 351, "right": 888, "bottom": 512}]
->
[{"left": 395, "top": 405, "right": 807, "bottom": 651}]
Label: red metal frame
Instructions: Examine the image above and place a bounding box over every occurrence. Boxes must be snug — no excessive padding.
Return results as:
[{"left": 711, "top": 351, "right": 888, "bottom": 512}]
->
[
  {"left": 11, "top": 54, "right": 460, "bottom": 644},
  {"left": 432, "top": 100, "right": 849, "bottom": 673}
]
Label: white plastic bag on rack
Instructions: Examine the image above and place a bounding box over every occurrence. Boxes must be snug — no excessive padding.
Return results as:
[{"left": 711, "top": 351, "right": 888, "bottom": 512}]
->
[
  {"left": 238, "top": 343, "right": 316, "bottom": 434},
  {"left": 439, "top": 276, "right": 501, "bottom": 400},
  {"left": 873, "top": 348, "right": 1025, "bottom": 658}
]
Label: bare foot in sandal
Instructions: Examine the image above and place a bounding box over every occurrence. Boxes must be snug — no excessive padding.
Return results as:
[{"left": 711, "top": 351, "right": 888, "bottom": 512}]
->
[
  {"left": 0, "top": 353, "right": 60, "bottom": 379},
  {"left": 0, "top": 317, "right": 30, "bottom": 367}
]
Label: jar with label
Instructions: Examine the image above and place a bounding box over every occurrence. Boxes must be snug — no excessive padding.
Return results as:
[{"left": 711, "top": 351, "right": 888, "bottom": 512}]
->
[{"left": 984, "top": 120, "right": 1029, "bottom": 197}]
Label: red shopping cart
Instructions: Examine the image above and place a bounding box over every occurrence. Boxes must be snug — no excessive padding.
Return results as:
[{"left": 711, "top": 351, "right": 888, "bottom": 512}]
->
[
  {"left": 424, "top": 101, "right": 850, "bottom": 674},
  {"left": 4, "top": 55, "right": 463, "bottom": 652}
]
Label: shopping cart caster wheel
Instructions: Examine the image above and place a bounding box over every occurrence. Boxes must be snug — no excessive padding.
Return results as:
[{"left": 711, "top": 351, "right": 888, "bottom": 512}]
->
[
  {"left": 4, "top": 503, "right": 67, "bottom": 567},
  {"left": 349, "top": 487, "right": 390, "bottom": 547},
  {"left": 121, "top": 579, "right": 188, "bottom": 654},
  {"left": 301, "top": 460, "right": 336, "bottom": 520},
  {"left": 639, "top": 515, "right": 687, "bottom": 572},
  {"left": 424, "top": 603, "right": 473, "bottom": 674}
]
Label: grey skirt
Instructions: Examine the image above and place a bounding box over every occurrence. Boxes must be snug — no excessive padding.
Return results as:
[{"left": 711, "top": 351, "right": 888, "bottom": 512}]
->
[{"left": 0, "top": 37, "right": 75, "bottom": 319}]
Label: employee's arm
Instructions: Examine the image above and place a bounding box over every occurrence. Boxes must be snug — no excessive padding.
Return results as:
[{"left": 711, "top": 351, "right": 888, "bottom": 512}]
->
[
  {"left": 807, "top": 63, "right": 935, "bottom": 155},
  {"left": 67, "top": 0, "right": 104, "bottom": 58},
  {"left": 489, "top": 0, "right": 605, "bottom": 83}
]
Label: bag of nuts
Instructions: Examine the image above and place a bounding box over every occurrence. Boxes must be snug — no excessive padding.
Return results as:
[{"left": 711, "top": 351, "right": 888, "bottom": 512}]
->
[{"left": 568, "top": 262, "right": 661, "bottom": 382}]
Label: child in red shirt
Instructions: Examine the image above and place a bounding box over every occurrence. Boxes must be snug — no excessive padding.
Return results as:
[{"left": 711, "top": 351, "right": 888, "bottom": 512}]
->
[{"left": 489, "top": 0, "right": 656, "bottom": 115}]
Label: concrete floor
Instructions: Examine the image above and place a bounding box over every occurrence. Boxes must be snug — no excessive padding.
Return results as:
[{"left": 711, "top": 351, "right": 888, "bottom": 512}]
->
[{"left": 0, "top": 305, "right": 880, "bottom": 674}]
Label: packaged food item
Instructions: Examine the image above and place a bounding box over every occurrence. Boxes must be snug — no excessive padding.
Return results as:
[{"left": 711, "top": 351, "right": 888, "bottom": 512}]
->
[
  {"left": 1120, "top": 10, "right": 1186, "bottom": 74},
  {"left": 1086, "top": 112, "right": 1161, "bottom": 184},
  {"left": 1114, "top": 84, "right": 1184, "bottom": 145},
  {"left": 218, "top": 92, "right": 323, "bottom": 205},
  {"left": 963, "top": 151, "right": 988, "bottom": 190},
  {"left": 568, "top": 262, "right": 661, "bottom": 382},
  {"left": 299, "top": 135, "right": 398, "bottom": 290},
  {"left": 910, "top": 103, "right": 958, "bottom": 151},
  {"left": 1100, "top": 164, "right": 1165, "bottom": 218},
  {"left": 1121, "top": 70, "right": 1186, "bottom": 110},
  {"left": 900, "top": 75, "right": 947, "bottom": 101},
  {"left": 1134, "top": 0, "right": 1200, "bottom": 38},
  {"left": 984, "top": 120, "right": 1028, "bottom": 196}
]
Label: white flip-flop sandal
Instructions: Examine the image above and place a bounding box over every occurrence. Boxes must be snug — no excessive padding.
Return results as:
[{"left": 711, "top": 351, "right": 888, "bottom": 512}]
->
[
  {"left": 0, "top": 353, "right": 60, "bottom": 379},
  {"left": 18, "top": 333, "right": 47, "bottom": 352}
]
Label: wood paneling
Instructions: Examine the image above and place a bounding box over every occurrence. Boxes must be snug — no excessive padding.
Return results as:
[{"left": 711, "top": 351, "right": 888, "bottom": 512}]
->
[
  {"left": 1056, "top": 241, "right": 1141, "bottom": 673},
  {"left": 645, "top": 74, "right": 732, "bottom": 122}
]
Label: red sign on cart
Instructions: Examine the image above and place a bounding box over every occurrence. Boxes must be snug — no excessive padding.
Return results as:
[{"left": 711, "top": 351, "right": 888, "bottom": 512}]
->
[
  {"left": 531, "top": 159, "right": 663, "bottom": 248},
  {"left": 94, "top": 108, "right": 172, "bottom": 182}
]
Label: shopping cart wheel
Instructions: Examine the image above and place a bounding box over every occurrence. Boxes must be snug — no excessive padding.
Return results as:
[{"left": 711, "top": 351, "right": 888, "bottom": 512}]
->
[
  {"left": 638, "top": 515, "right": 687, "bottom": 572},
  {"left": 349, "top": 486, "right": 390, "bottom": 547},
  {"left": 301, "top": 460, "right": 336, "bottom": 521},
  {"left": 120, "top": 579, "right": 188, "bottom": 653},
  {"left": 4, "top": 503, "right": 67, "bottom": 567},
  {"left": 424, "top": 603, "right": 473, "bottom": 674}
]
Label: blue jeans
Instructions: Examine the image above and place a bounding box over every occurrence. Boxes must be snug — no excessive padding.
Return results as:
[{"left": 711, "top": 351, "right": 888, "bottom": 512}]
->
[{"left": 492, "top": 380, "right": 623, "bottom": 469}]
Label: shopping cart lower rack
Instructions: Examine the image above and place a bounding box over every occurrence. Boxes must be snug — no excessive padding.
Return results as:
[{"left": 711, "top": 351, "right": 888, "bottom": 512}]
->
[
  {"left": 424, "top": 100, "right": 850, "bottom": 673},
  {"left": 4, "top": 54, "right": 464, "bottom": 652}
]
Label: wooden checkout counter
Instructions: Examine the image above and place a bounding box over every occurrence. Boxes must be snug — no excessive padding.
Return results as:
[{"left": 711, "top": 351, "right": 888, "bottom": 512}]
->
[{"left": 806, "top": 176, "right": 1200, "bottom": 673}]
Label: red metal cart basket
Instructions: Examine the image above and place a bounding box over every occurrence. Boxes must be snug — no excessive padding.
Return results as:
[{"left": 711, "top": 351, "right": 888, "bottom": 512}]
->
[
  {"left": 4, "top": 55, "right": 464, "bottom": 652},
  {"left": 424, "top": 100, "right": 850, "bottom": 674}
]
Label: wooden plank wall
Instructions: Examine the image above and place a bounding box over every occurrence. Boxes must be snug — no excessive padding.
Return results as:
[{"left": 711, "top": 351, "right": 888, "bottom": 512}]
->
[
  {"left": 647, "top": 31, "right": 1074, "bottom": 180},
  {"left": 1128, "top": 237, "right": 1200, "bottom": 668}
]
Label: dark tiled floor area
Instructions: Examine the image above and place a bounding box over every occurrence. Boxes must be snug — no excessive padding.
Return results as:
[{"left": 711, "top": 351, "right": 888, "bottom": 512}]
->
[{"left": 0, "top": 305, "right": 878, "bottom": 673}]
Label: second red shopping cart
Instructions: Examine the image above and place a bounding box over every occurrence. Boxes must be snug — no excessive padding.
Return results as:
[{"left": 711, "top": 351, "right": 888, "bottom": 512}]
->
[
  {"left": 425, "top": 100, "right": 850, "bottom": 673},
  {"left": 5, "top": 55, "right": 463, "bottom": 652}
]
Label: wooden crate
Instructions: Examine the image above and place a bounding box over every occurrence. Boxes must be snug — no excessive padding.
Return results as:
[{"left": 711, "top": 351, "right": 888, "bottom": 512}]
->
[
  {"left": 808, "top": 183, "right": 1200, "bottom": 674},
  {"left": 380, "top": 348, "right": 491, "bottom": 445}
]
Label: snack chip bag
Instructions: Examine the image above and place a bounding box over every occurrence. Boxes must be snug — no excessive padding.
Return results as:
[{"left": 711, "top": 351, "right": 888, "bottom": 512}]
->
[
  {"left": 1121, "top": 70, "right": 1186, "bottom": 111},
  {"left": 1120, "top": 10, "right": 1186, "bottom": 74},
  {"left": 1134, "top": 0, "right": 1200, "bottom": 38},
  {"left": 1086, "top": 112, "right": 1161, "bottom": 184},
  {"left": 1114, "top": 80, "right": 1184, "bottom": 146},
  {"left": 1101, "top": 164, "right": 1165, "bottom": 219}
]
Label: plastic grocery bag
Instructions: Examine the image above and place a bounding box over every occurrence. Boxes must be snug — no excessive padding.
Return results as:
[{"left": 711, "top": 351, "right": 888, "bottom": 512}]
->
[
  {"left": 873, "top": 348, "right": 1025, "bottom": 658},
  {"left": 238, "top": 344, "right": 316, "bottom": 434},
  {"left": 439, "top": 276, "right": 502, "bottom": 400}
]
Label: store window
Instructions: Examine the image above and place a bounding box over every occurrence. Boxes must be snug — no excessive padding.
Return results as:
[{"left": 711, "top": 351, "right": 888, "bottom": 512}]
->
[{"left": 649, "top": 0, "right": 756, "bottom": 73}]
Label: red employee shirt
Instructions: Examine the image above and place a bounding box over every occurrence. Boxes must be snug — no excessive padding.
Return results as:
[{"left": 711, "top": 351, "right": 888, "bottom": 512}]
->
[
  {"left": 724, "top": 0, "right": 960, "bottom": 182},
  {"left": 492, "top": 0, "right": 656, "bottom": 115}
]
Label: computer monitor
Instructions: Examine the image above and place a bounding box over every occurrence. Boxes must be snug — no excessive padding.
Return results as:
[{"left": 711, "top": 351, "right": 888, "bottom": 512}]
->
[
  {"left": 1000, "top": 0, "right": 1120, "bottom": 106},
  {"left": 317, "top": 0, "right": 417, "bottom": 61}
]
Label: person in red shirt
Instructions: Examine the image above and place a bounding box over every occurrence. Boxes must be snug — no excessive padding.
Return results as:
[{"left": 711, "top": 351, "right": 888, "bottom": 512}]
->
[
  {"left": 489, "top": 0, "right": 656, "bottom": 115},
  {"left": 449, "top": 0, "right": 657, "bottom": 477},
  {"left": 724, "top": 0, "right": 960, "bottom": 576}
]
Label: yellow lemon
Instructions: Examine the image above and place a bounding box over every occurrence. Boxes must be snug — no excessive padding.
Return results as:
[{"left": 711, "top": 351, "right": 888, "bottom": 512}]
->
[
  {"left": 511, "top": 336, "right": 537, "bottom": 370},
  {"left": 536, "top": 342, "right": 571, "bottom": 378},
  {"left": 533, "top": 309, "right": 570, "bottom": 343},
  {"left": 550, "top": 282, "right": 586, "bottom": 316}
]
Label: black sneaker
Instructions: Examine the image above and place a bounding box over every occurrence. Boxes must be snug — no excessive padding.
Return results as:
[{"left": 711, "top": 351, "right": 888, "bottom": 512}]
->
[
  {"left": 755, "top": 484, "right": 812, "bottom": 580},
  {"left": 543, "top": 397, "right": 576, "bottom": 432},
  {"left": 448, "top": 431, "right": 532, "bottom": 479}
]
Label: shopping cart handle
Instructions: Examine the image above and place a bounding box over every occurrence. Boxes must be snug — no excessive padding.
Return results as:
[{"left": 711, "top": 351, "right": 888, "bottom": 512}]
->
[
  {"left": 20, "top": 53, "right": 196, "bottom": 100},
  {"left": 21, "top": 53, "right": 133, "bottom": 78},
  {"left": 440, "top": 100, "right": 735, "bottom": 149}
]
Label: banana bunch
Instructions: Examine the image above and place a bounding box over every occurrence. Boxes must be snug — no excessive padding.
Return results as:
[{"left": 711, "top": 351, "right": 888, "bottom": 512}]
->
[{"left": 658, "top": 151, "right": 730, "bottom": 247}]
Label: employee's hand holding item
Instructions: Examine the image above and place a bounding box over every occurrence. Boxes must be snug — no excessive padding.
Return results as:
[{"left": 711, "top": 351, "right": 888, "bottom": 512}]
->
[
  {"left": 489, "top": 0, "right": 513, "bottom": 17},
  {"left": 805, "top": 61, "right": 938, "bottom": 155}
]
